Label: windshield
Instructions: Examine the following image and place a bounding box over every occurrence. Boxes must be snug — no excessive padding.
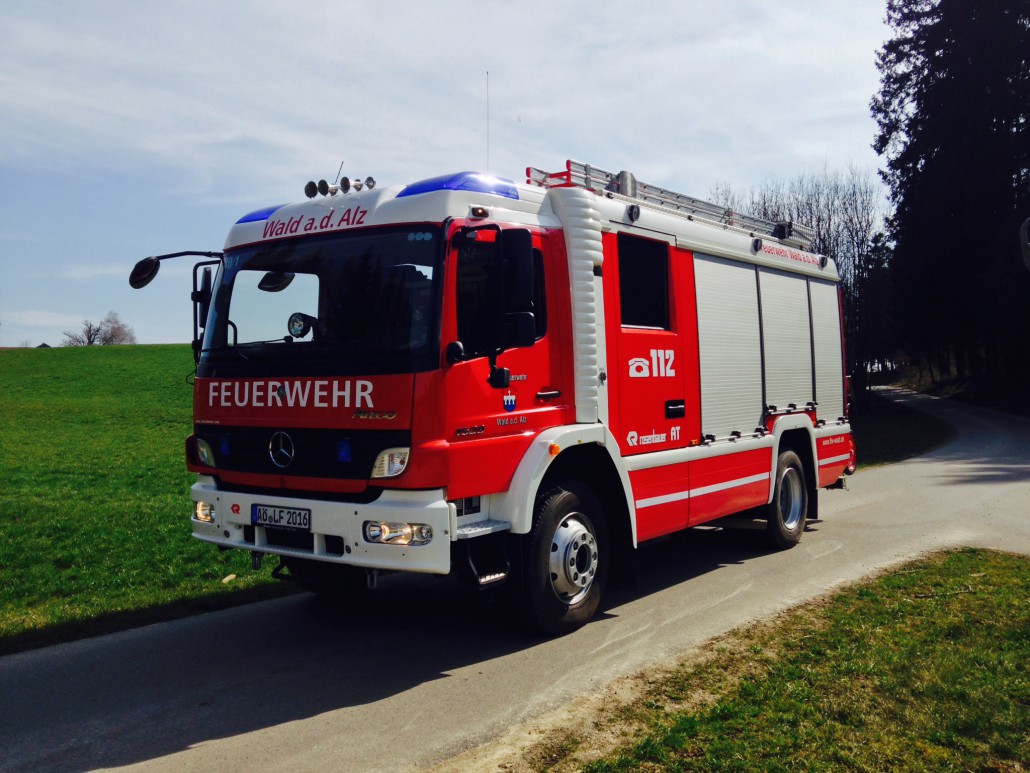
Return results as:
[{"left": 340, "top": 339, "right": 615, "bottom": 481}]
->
[{"left": 199, "top": 226, "right": 442, "bottom": 377}]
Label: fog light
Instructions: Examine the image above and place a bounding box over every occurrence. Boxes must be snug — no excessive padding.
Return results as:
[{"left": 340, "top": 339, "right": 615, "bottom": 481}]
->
[
  {"left": 363, "top": 521, "right": 432, "bottom": 546},
  {"left": 371, "top": 447, "right": 410, "bottom": 478},
  {"left": 195, "top": 501, "right": 216, "bottom": 523}
]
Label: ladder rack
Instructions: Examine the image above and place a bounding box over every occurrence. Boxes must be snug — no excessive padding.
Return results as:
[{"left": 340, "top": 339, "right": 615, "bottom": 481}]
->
[{"left": 526, "top": 159, "right": 815, "bottom": 251}]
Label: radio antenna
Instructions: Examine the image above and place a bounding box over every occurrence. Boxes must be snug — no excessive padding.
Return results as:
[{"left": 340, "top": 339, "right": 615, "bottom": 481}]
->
[
  {"left": 486, "top": 70, "right": 491, "bottom": 173},
  {"left": 333, "top": 160, "right": 345, "bottom": 186}
]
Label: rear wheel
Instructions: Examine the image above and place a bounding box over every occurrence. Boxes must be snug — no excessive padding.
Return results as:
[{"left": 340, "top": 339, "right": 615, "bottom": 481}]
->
[
  {"left": 766, "top": 449, "right": 808, "bottom": 549},
  {"left": 521, "top": 481, "right": 608, "bottom": 636}
]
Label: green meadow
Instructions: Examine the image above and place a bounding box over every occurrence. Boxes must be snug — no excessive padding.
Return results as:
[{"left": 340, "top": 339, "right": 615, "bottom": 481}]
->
[
  {"left": 555, "top": 549, "right": 1028, "bottom": 772},
  {"left": 0, "top": 345, "right": 287, "bottom": 655}
]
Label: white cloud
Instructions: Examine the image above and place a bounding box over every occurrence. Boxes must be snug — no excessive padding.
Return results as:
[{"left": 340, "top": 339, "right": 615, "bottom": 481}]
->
[
  {"left": 58, "top": 263, "right": 127, "bottom": 281},
  {"left": 1, "top": 309, "right": 84, "bottom": 329},
  {"left": 0, "top": 1, "right": 888, "bottom": 193}
]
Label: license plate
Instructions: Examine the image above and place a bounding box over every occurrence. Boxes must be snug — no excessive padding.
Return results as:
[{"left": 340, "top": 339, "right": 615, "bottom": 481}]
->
[{"left": 252, "top": 504, "right": 311, "bottom": 531}]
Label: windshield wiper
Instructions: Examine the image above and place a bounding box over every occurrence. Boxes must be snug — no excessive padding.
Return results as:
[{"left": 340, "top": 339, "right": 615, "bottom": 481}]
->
[{"left": 232, "top": 336, "right": 296, "bottom": 347}]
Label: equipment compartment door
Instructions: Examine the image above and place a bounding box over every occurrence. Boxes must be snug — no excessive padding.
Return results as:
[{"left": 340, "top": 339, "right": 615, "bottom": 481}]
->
[{"left": 606, "top": 233, "right": 697, "bottom": 457}]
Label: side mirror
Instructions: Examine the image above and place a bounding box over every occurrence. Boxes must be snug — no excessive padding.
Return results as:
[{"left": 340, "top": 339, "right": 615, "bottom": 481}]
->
[
  {"left": 505, "top": 311, "right": 535, "bottom": 349},
  {"left": 192, "top": 267, "right": 213, "bottom": 331},
  {"left": 500, "top": 229, "right": 534, "bottom": 312},
  {"left": 445, "top": 341, "right": 465, "bottom": 364},
  {"left": 129, "top": 257, "right": 161, "bottom": 289},
  {"left": 129, "top": 250, "right": 223, "bottom": 290}
]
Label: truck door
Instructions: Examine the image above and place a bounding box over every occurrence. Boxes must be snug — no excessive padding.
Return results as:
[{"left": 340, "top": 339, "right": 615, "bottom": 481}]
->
[
  {"left": 440, "top": 227, "right": 571, "bottom": 500},
  {"left": 605, "top": 232, "right": 700, "bottom": 540}
]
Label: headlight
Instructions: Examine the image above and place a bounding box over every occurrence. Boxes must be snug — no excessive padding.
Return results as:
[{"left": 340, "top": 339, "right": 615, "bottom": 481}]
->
[
  {"left": 363, "top": 521, "right": 432, "bottom": 546},
  {"left": 194, "top": 501, "right": 216, "bottom": 523},
  {"left": 370, "top": 447, "right": 410, "bottom": 478},
  {"left": 195, "top": 438, "right": 216, "bottom": 467}
]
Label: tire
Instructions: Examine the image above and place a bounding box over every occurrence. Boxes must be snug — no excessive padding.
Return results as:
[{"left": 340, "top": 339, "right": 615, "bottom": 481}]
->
[
  {"left": 521, "top": 480, "right": 608, "bottom": 636},
  {"left": 766, "top": 449, "right": 808, "bottom": 550}
]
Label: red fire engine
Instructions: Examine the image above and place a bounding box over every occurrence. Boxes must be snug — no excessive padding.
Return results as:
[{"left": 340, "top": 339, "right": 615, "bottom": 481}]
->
[{"left": 130, "top": 159, "right": 855, "bottom": 634}]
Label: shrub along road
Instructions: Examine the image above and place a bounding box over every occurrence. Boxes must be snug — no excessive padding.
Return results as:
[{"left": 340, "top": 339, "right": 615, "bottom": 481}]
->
[{"left": 1, "top": 388, "right": 1028, "bottom": 772}]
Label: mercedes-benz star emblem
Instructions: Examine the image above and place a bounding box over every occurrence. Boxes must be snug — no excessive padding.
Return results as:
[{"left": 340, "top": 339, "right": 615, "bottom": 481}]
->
[{"left": 268, "top": 431, "right": 295, "bottom": 469}]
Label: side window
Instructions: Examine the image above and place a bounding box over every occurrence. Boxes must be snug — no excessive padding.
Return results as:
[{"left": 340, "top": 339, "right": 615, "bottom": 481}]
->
[
  {"left": 456, "top": 242, "right": 546, "bottom": 358},
  {"left": 457, "top": 241, "right": 501, "bottom": 358},
  {"left": 618, "top": 234, "right": 669, "bottom": 329}
]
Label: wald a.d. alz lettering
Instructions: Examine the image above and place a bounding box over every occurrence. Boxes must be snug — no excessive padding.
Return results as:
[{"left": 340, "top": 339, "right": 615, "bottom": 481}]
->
[{"left": 262, "top": 206, "right": 368, "bottom": 239}]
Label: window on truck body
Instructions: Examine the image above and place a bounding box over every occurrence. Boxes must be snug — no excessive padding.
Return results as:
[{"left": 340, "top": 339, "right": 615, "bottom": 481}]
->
[{"left": 618, "top": 233, "right": 670, "bottom": 329}]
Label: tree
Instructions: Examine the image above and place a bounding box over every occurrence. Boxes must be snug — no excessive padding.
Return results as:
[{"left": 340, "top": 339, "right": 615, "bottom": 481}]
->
[
  {"left": 63, "top": 312, "right": 137, "bottom": 346},
  {"left": 872, "top": 0, "right": 1030, "bottom": 395},
  {"left": 97, "top": 311, "right": 136, "bottom": 345}
]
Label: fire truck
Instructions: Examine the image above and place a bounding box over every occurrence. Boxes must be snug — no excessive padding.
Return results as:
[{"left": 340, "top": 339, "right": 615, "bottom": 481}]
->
[{"left": 130, "top": 159, "right": 855, "bottom": 634}]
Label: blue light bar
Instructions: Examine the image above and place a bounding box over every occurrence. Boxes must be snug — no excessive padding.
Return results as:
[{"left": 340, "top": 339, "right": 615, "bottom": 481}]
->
[
  {"left": 397, "top": 172, "right": 519, "bottom": 200},
  {"left": 236, "top": 204, "right": 287, "bottom": 224}
]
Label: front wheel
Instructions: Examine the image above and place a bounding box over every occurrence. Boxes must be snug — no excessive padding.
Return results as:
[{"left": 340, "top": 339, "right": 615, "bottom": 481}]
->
[
  {"left": 766, "top": 449, "right": 808, "bottom": 550},
  {"left": 521, "top": 481, "right": 608, "bottom": 636}
]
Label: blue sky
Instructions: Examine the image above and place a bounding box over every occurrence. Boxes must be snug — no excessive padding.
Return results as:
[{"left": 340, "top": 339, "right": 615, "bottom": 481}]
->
[{"left": 0, "top": 1, "right": 889, "bottom": 347}]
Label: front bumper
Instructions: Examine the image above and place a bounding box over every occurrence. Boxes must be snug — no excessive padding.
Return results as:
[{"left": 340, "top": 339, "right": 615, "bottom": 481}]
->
[{"left": 190, "top": 477, "right": 456, "bottom": 574}]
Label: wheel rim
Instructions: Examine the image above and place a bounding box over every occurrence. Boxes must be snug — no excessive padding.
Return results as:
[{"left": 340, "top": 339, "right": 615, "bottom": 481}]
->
[
  {"left": 778, "top": 467, "right": 804, "bottom": 530},
  {"left": 548, "top": 513, "right": 598, "bottom": 605}
]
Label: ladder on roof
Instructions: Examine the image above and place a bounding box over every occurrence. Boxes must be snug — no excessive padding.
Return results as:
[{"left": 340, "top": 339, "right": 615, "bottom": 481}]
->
[{"left": 526, "top": 159, "right": 816, "bottom": 251}]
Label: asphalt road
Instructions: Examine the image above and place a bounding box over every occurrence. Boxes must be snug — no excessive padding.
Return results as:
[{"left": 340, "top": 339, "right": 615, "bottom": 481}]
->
[{"left": 3, "top": 388, "right": 1028, "bottom": 772}]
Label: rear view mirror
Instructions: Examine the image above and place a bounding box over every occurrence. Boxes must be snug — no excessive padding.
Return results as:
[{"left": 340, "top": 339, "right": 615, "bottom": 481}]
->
[
  {"left": 129, "top": 257, "right": 161, "bottom": 289},
  {"left": 258, "top": 271, "right": 295, "bottom": 292}
]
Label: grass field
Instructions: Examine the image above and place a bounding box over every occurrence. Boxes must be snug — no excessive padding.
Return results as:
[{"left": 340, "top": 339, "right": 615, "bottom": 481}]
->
[
  {"left": 524, "top": 548, "right": 1028, "bottom": 772},
  {"left": 0, "top": 346, "right": 956, "bottom": 654},
  {"left": 0, "top": 345, "right": 288, "bottom": 656}
]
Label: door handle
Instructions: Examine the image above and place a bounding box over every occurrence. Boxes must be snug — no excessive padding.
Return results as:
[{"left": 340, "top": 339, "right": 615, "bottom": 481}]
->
[
  {"left": 665, "top": 400, "right": 685, "bottom": 419},
  {"left": 536, "top": 389, "right": 562, "bottom": 401}
]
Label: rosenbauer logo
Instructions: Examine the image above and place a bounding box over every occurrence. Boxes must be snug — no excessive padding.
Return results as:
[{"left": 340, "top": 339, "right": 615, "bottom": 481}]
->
[{"left": 626, "top": 429, "right": 667, "bottom": 447}]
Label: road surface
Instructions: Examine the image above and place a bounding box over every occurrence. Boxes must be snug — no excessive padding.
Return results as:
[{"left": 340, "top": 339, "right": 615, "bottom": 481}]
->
[{"left": 2, "top": 388, "right": 1028, "bottom": 772}]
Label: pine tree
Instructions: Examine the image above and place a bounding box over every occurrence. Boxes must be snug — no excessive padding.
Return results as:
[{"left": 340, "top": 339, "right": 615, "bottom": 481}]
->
[{"left": 872, "top": 0, "right": 1030, "bottom": 394}]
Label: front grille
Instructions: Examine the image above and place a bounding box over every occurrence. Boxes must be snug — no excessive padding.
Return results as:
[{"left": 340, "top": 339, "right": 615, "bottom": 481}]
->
[
  {"left": 244, "top": 524, "right": 345, "bottom": 556},
  {"left": 197, "top": 426, "right": 410, "bottom": 480}
]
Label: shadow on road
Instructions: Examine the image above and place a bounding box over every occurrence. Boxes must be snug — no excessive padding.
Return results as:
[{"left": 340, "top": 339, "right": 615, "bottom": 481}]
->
[
  {"left": 877, "top": 387, "right": 1030, "bottom": 486},
  {"left": 1, "top": 527, "right": 770, "bottom": 772}
]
